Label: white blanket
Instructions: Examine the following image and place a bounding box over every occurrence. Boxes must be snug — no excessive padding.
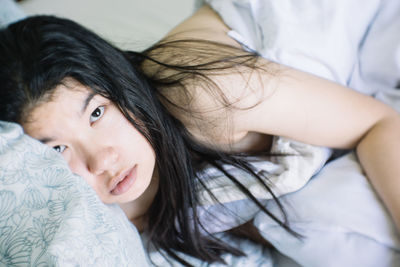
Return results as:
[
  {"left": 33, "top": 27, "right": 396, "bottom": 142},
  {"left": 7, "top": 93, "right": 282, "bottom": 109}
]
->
[
  {"left": 148, "top": 0, "right": 400, "bottom": 265},
  {"left": 199, "top": 0, "right": 400, "bottom": 266},
  {"left": 2, "top": 0, "right": 400, "bottom": 266}
]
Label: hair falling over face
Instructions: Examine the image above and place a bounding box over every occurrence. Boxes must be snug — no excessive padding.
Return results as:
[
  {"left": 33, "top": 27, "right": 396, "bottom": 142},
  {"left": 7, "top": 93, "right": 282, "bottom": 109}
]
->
[{"left": 0, "top": 16, "right": 298, "bottom": 266}]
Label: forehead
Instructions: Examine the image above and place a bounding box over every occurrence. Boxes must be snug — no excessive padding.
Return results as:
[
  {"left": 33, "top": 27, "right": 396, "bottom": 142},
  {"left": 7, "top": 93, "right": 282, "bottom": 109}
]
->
[
  {"left": 51, "top": 79, "right": 92, "bottom": 102},
  {"left": 37, "top": 82, "right": 92, "bottom": 116},
  {"left": 22, "top": 82, "right": 93, "bottom": 136}
]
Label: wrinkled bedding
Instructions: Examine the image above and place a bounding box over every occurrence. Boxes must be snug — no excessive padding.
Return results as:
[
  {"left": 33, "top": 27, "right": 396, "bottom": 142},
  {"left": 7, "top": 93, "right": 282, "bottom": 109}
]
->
[
  {"left": 1, "top": 0, "right": 400, "bottom": 266},
  {"left": 147, "top": 0, "right": 400, "bottom": 266},
  {"left": 197, "top": 0, "right": 400, "bottom": 266}
]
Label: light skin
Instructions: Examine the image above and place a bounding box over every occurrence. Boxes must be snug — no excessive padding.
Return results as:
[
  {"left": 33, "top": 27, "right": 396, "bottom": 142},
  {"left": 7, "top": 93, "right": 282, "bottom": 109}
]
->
[
  {"left": 23, "top": 5, "right": 400, "bottom": 240},
  {"left": 23, "top": 79, "right": 158, "bottom": 231},
  {"left": 165, "top": 5, "right": 400, "bottom": 236}
]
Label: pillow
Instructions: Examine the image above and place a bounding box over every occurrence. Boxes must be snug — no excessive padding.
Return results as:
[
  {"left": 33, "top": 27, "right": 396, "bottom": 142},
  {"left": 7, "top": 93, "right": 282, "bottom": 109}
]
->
[
  {"left": 0, "top": 0, "right": 26, "bottom": 28},
  {"left": 255, "top": 152, "right": 400, "bottom": 267},
  {"left": 18, "top": 0, "right": 195, "bottom": 51},
  {"left": 0, "top": 121, "right": 149, "bottom": 266},
  {"left": 199, "top": 2, "right": 400, "bottom": 264},
  {"left": 203, "top": 0, "right": 381, "bottom": 86}
]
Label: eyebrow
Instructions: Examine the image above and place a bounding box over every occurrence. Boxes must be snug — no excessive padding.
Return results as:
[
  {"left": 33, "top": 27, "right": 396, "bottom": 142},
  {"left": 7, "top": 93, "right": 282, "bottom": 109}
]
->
[
  {"left": 39, "top": 92, "right": 97, "bottom": 144},
  {"left": 81, "top": 92, "right": 97, "bottom": 116},
  {"left": 39, "top": 137, "right": 55, "bottom": 144}
]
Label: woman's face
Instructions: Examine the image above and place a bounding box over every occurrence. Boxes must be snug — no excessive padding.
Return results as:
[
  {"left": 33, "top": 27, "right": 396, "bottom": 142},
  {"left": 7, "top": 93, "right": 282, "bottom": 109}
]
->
[{"left": 23, "top": 80, "right": 158, "bottom": 220}]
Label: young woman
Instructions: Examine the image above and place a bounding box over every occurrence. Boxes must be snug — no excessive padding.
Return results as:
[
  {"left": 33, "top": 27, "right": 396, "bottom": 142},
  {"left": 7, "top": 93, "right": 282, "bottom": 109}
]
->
[{"left": 1, "top": 4, "right": 400, "bottom": 266}]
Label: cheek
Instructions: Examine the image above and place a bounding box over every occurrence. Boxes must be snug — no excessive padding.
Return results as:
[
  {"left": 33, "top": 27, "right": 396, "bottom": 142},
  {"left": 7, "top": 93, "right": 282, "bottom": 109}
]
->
[
  {"left": 67, "top": 158, "right": 92, "bottom": 186},
  {"left": 117, "top": 119, "right": 152, "bottom": 153},
  {"left": 68, "top": 160, "right": 82, "bottom": 176},
  {"left": 70, "top": 162, "right": 104, "bottom": 197}
]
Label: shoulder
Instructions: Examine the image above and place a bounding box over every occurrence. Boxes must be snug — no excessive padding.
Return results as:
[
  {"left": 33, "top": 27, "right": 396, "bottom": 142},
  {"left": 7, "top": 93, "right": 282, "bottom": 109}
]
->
[
  {"left": 164, "top": 5, "right": 238, "bottom": 47},
  {"left": 144, "top": 5, "right": 399, "bottom": 152},
  {"left": 141, "top": 5, "right": 278, "bottom": 150}
]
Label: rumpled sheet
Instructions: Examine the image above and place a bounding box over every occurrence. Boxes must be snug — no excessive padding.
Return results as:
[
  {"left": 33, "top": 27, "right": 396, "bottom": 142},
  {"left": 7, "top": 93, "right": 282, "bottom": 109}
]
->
[
  {"left": 148, "top": 0, "right": 400, "bottom": 264},
  {"left": 193, "top": 0, "right": 400, "bottom": 266},
  {"left": 194, "top": 137, "right": 331, "bottom": 234},
  {"left": 2, "top": 0, "right": 400, "bottom": 266}
]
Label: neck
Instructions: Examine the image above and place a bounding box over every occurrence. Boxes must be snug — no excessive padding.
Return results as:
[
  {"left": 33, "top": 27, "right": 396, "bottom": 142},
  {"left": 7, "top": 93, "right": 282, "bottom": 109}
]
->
[{"left": 119, "top": 169, "right": 159, "bottom": 232}]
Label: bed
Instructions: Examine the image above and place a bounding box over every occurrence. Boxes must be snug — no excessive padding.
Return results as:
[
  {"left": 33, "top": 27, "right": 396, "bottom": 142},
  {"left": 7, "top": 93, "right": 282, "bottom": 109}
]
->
[{"left": 1, "top": 0, "right": 400, "bottom": 266}]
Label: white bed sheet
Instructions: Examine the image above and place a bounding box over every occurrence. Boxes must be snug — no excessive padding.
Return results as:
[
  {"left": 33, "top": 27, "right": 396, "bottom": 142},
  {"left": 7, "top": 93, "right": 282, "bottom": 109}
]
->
[
  {"left": 19, "top": 0, "right": 195, "bottom": 51},
  {"left": 7, "top": 0, "right": 400, "bottom": 266},
  {"left": 205, "top": 0, "right": 400, "bottom": 265}
]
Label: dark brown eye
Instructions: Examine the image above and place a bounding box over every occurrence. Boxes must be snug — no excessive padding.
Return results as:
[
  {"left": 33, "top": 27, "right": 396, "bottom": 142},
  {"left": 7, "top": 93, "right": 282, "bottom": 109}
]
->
[
  {"left": 53, "top": 145, "right": 66, "bottom": 153},
  {"left": 90, "top": 106, "right": 104, "bottom": 123}
]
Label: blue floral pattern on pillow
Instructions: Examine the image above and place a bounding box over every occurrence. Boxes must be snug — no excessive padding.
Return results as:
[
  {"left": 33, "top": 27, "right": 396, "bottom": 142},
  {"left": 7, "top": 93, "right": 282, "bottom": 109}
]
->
[{"left": 0, "top": 121, "right": 148, "bottom": 266}]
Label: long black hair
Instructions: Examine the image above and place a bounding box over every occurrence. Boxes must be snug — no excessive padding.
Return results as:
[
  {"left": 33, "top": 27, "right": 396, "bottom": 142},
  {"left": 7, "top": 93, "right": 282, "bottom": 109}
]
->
[{"left": 0, "top": 16, "right": 297, "bottom": 265}]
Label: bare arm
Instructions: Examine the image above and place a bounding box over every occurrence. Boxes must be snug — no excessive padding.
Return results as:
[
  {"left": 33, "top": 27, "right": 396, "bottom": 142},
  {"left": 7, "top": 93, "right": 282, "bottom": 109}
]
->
[
  {"left": 166, "top": 5, "right": 400, "bottom": 232},
  {"left": 237, "top": 65, "right": 400, "bottom": 232}
]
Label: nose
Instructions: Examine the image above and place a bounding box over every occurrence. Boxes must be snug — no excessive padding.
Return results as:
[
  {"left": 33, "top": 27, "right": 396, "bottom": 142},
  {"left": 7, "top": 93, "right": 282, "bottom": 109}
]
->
[{"left": 87, "top": 146, "right": 118, "bottom": 176}]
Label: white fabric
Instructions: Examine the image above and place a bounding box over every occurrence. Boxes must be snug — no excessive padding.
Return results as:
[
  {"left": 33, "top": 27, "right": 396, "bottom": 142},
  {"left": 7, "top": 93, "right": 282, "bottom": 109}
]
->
[
  {"left": 10, "top": 0, "right": 400, "bottom": 265},
  {"left": 198, "top": 137, "right": 331, "bottom": 205},
  {"left": 18, "top": 0, "right": 195, "bottom": 51},
  {"left": 0, "top": 0, "right": 25, "bottom": 27},
  {"left": 201, "top": 0, "right": 400, "bottom": 265},
  {"left": 205, "top": 0, "right": 381, "bottom": 85},
  {"left": 196, "top": 137, "right": 331, "bottom": 234},
  {"left": 255, "top": 152, "right": 400, "bottom": 267}
]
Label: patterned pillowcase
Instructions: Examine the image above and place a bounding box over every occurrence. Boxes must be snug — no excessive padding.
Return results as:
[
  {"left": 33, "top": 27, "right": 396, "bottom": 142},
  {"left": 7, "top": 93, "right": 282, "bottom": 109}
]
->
[{"left": 0, "top": 121, "right": 149, "bottom": 266}]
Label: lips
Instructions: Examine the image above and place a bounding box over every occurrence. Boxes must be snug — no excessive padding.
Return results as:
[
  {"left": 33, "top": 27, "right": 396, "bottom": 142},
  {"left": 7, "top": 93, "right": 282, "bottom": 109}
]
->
[{"left": 110, "top": 165, "right": 137, "bottom": 196}]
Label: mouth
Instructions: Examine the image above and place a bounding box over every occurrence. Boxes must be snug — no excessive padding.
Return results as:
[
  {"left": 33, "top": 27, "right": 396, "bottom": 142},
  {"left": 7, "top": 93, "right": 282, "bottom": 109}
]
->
[{"left": 110, "top": 165, "right": 137, "bottom": 196}]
